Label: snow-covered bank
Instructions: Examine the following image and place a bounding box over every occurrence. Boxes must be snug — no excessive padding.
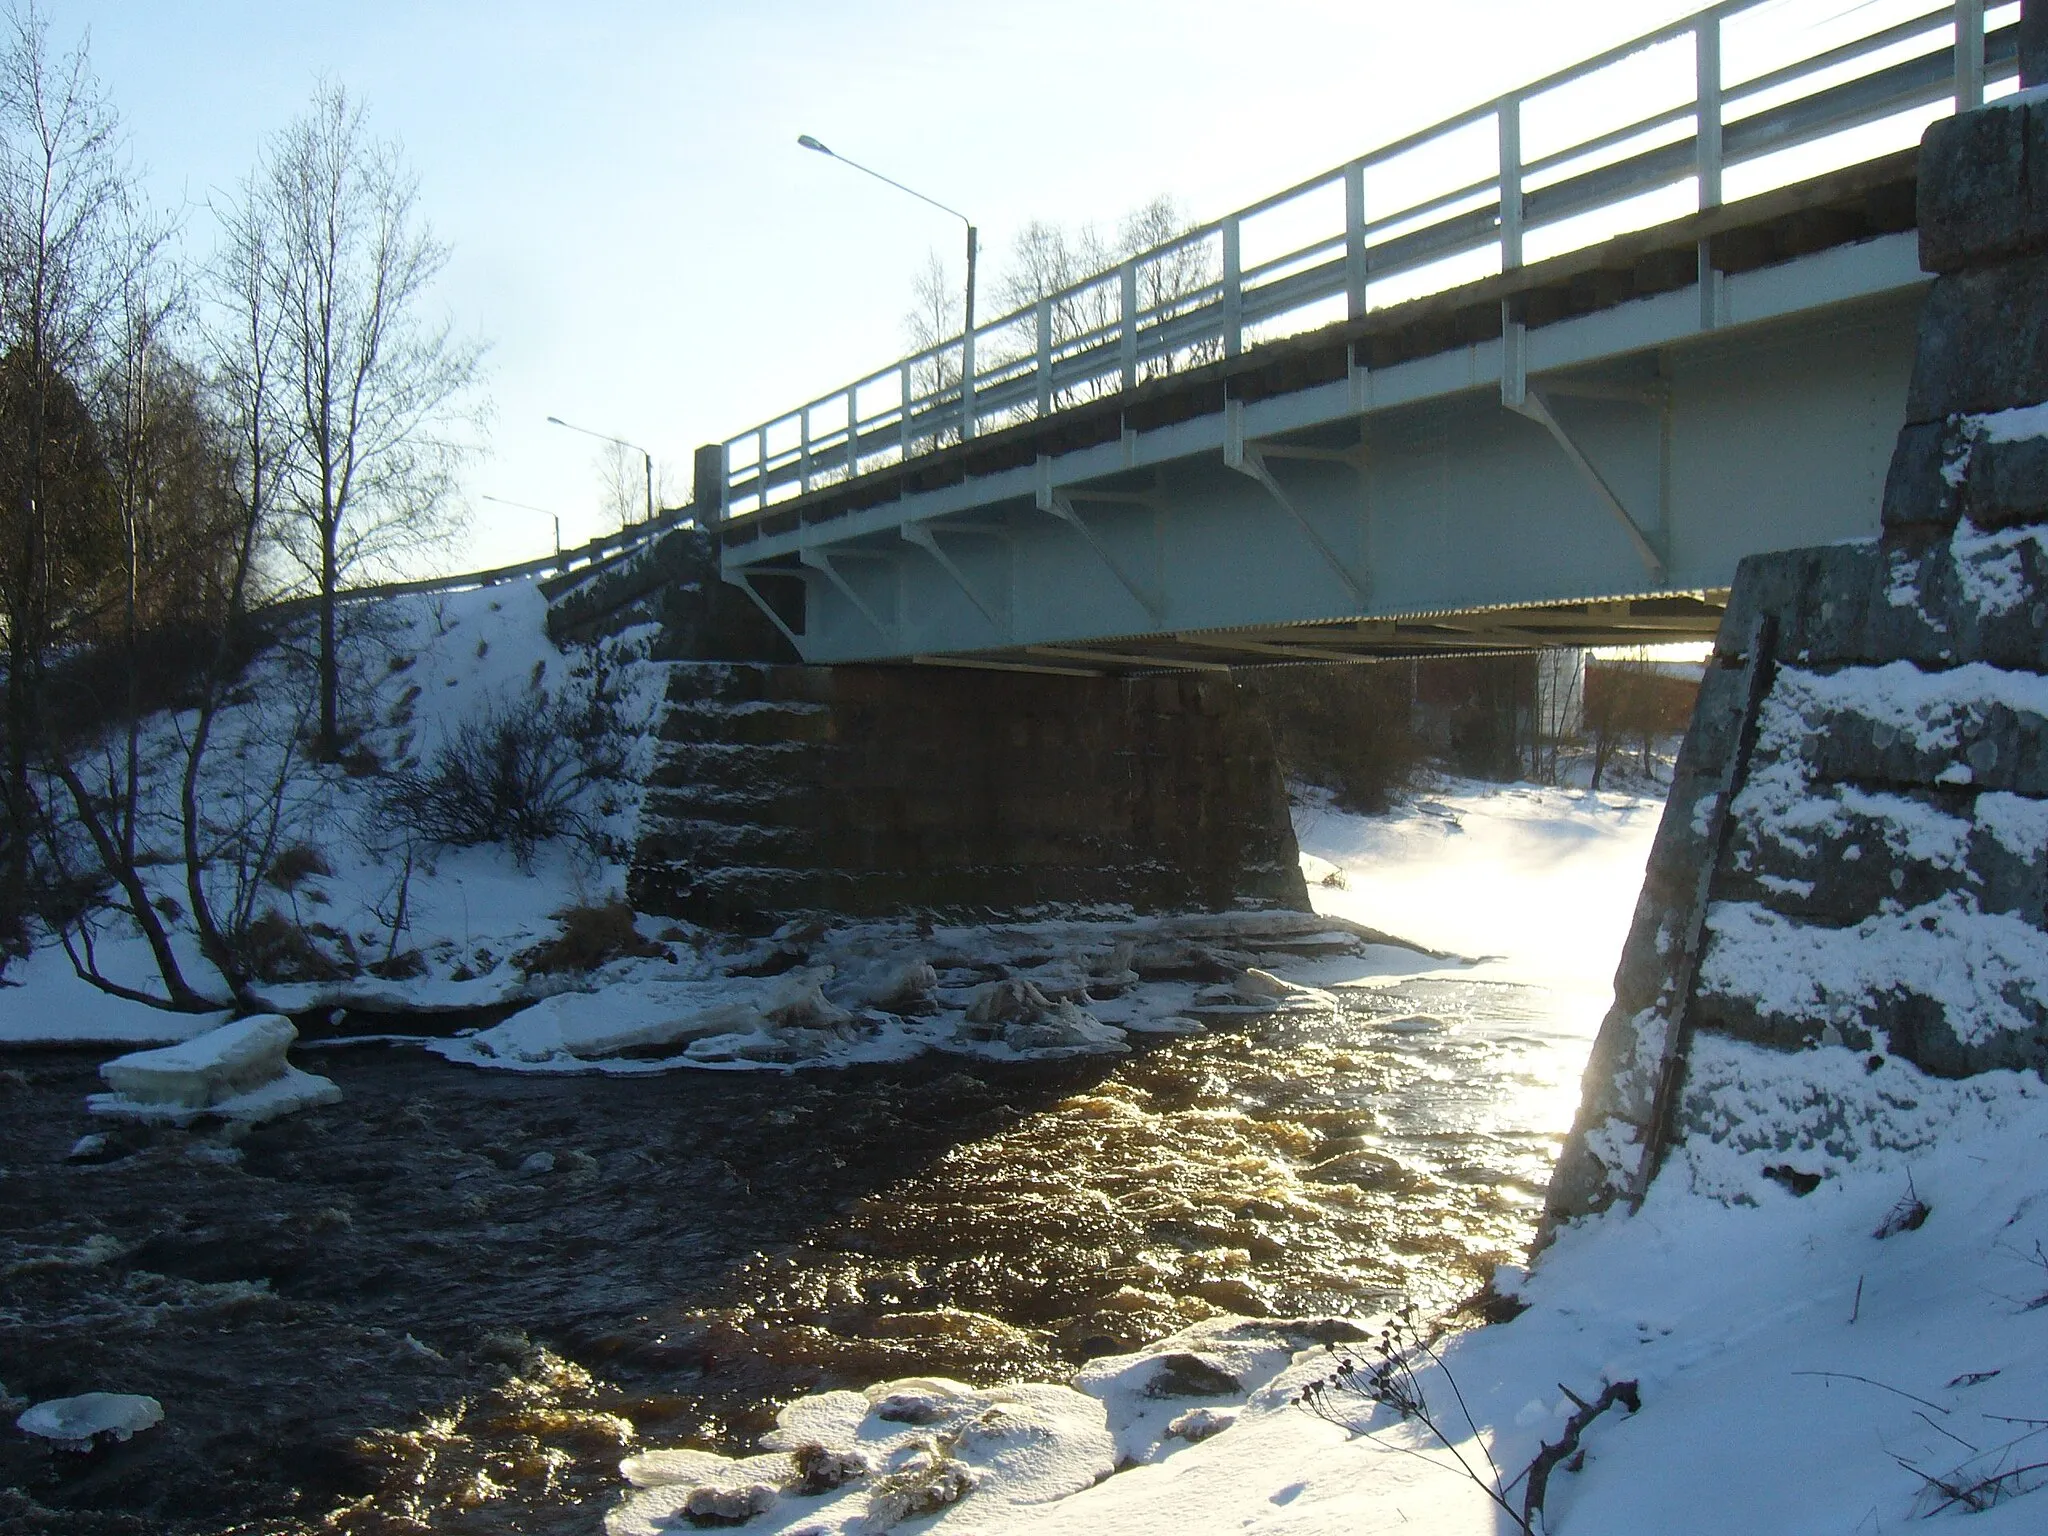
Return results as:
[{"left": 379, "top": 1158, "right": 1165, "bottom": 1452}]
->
[
  {"left": 1293, "top": 777, "right": 1666, "bottom": 998},
  {"left": 593, "top": 1036, "right": 2048, "bottom": 1536},
  {"left": 0, "top": 575, "right": 669, "bottom": 1046}
]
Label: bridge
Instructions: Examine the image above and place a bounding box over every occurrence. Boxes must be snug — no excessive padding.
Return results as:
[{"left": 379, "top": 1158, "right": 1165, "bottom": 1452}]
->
[{"left": 708, "top": 0, "right": 2021, "bottom": 673}]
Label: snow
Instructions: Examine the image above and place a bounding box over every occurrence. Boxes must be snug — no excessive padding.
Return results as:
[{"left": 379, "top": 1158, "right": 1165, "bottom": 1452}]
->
[
  {"left": 1293, "top": 777, "right": 1666, "bottom": 999},
  {"left": 0, "top": 941, "right": 230, "bottom": 1045},
  {"left": 1700, "top": 896, "right": 2048, "bottom": 1049},
  {"left": 12, "top": 566, "right": 2042, "bottom": 1531},
  {"left": 1977, "top": 789, "right": 2048, "bottom": 858},
  {"left": 0, "top": 575, "right": 672, "bottom": 1042},
  {"left": 16, "top": 1392, "right": 163, "bottom": 1452},
  {"left": 608, "top": 1376, "right": 1118, "bottom": 1535},
  {"left": 1974, "top": 399, "right": 2048, "bottom": 442},
  {"left": 427, "top": 912, "right": 1437, "bottom": 1075},
  {"left": 1771, "top": 659, "right": 2048, "bottom": 752},
  {"left": 573, "top": 775, "right": 2048, "bottom": 1534}
]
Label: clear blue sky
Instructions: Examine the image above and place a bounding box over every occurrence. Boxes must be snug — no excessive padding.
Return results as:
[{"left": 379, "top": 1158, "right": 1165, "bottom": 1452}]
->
[{"left": 50, "top": 1, "right": 1899, "bottom": 570}]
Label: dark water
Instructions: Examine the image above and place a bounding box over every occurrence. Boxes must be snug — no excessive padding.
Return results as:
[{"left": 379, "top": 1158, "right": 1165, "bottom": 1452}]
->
[{"left": 0, "top": 975, "right": 1592, "bottom": 1534}]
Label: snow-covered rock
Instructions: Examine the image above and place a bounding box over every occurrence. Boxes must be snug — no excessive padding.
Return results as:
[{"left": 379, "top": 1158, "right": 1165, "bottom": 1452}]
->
[{"left": 607, "top": 1375, "right": 1114, "bottom": 1535}]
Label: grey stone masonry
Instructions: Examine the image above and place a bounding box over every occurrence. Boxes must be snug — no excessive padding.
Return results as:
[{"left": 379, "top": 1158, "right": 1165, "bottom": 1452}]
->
[
  {"left": 626, "top": 662, "right": 1310, "bottom": 930},
  {"left": 1545, "top": 77, "right": 2048, "bottom": 1233}
]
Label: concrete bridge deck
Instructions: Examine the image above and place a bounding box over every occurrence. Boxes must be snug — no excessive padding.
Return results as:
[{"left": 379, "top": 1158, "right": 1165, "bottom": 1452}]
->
[{"left": 710, "top": 1, "right": 2018, "bottom": 672}]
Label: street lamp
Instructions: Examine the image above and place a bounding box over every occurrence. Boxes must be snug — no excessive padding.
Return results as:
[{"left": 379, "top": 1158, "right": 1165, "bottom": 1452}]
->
[
  {"left": 546, "top": 415, "right": 654, "bottom": 527},
  {"left": 481, "top": 493, "right": 564, "bottom": 555},
  {"left": 797, "top": 135, "right": 978, "bottom": 413}
]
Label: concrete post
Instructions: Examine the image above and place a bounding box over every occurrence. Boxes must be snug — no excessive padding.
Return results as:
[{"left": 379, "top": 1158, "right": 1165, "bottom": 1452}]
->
[
  {"left": 692, "top": 442, "right": 727, "bottom": 521},
  {"left": 2025, "top": 0, "right": 2048, "bottom": 89}
]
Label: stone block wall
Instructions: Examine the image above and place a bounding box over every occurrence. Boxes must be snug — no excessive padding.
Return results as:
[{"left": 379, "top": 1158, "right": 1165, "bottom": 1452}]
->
[
  {"left": 1545, "top": 82, "right": 2048, "bottom": 1230},
  {"left": 543, "top": 524, "right": 798, "bottom": 661},
  {"left": 628, "top": 661, "right": 1309, "bottom": 929}
]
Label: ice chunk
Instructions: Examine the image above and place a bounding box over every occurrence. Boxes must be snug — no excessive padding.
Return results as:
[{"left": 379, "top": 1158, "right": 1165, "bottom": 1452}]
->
[
  {"left": 683, "top": 1482, "right": 778, "bottom": 1522},
  {"left": 17, "top": 1392, "right": 162, "bottom": 1451},
  {"left": 99, "top": 1014, "right": 296, "bottom": 1108},
  {"left": 90, "top": 1015, "right": 339, "bottom": 1125},
  {"left": 1378, "top": 1013, "right": 1447, "bottom": 1033},
  {"left": 1195, "top": 967, "right": 1335, "bottom": 1011},
  {"left": 963, "top": 977, "right": 1055, "bottom": 1024}
]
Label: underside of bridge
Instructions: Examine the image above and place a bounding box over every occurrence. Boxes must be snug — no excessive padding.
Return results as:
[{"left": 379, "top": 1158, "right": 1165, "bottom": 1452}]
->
[{"left": 720, "top": 152, "right": 1927, "bottom": 673}]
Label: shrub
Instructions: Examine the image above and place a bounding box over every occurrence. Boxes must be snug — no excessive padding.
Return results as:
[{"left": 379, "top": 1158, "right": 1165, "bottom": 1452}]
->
[
  {"left": 382, "top": 693, "right": 590, "bottom": 865},
  {"left": 514, "top": 900, "right": 664, "bottom": 975},
  {"left": 1247, "top": 662, "right": 1420, "bottom": 814},
  {"left": 266, "top": 844, "right": 333, "bottom": 890},
  {"left": 381, "top": 646, "right": 640, "bottom": 866},
  {"left": 237, "top": 910, "right": 356, "bottom": 982}
]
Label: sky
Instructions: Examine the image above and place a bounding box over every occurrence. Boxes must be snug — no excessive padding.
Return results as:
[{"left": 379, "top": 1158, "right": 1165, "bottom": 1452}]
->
[{"left": 42, "top": 0, "right": 1979, "bottom": 572}]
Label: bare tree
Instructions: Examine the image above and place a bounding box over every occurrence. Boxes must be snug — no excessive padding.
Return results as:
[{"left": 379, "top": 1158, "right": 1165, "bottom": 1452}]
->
[
  {"left": 0, "top": 2, "right": 130, "bottom": 943},
  {"left": 36, "top": 230, "right": 220, "bottom": 1010},
  {"left": 1120, "top": 195, "right": 1222, "bottom": 379},
  {"left": 996, "top": 218, "right": 1110, "bottom": 412},
  {"left": 987, "top": 195, "right": 1216, "bottom": 416},
  {"left": 594, "top": 438, "right": 640, "bottom": 529},
  {"left": 901, "top": 248, "right": 963, "bottom": 450},
  {"left": 245, "top": 82, "right": 484, "bottom": 758}
]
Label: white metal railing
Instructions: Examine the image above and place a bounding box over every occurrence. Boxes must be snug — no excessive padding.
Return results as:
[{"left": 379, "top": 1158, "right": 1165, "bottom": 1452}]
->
[{"left": 720, "top": 0, "right": 2015, "bottom": 520}]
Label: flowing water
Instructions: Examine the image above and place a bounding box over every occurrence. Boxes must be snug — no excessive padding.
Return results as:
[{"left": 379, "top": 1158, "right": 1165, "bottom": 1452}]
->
[
  {"left": 331, "top": 970, "right": 1596, "bottom": 1532},
  {"left": 0, "top": 966, "right": 1600, "bottom": 1535}
]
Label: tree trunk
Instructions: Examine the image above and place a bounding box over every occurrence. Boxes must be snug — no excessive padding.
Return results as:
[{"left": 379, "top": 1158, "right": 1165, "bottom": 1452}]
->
[
  {"left": 318, "top": 514, "right": 338, "bottom": 755},
  {"left": 50, "top": 756, "right": 213, "bottom": 1012}
]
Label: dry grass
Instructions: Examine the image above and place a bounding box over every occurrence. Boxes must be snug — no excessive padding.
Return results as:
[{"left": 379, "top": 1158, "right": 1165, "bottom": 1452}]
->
[
  {"left": 265, "top": 844, "right": 333, "bottom": 890},
  {"left": 515, "top": 901, "right": 664, "bottom": 976}
]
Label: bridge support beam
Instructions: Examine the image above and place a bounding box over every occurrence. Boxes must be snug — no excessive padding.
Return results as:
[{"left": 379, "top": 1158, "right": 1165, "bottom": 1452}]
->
[
  {"left": 799, "top": 547, "right": 896, "bottom": 645},
  {"left": 727, "top": 569, "right": 807, "bottom": 654},
  {"left": 1037, "top": 459, "right": 1162, "bottom": 625},
  {"left": 1222, "top": 399, "right": 1368, "bottom": 603},
  {"left": 902, "top": 521, "right": 1008, "bottom": 638},
  {"left": 1502, "top": 387, "right": 1667, "bottom": 583}
]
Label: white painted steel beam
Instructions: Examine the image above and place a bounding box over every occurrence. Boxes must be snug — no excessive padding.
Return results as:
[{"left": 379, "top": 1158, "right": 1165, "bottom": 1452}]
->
[
  {"left": 729, "top": 237, "right": 1923, "bottom": 666},
  {"left": 1502, "top": 389, "right": 1667, "bottom": 582}
]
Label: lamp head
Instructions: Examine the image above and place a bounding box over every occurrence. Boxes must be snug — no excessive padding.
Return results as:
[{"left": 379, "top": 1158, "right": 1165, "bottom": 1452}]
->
[
  {"left": 797, "top": 134, "right": 832, "bottom": 156},
  {"left": 546, "top": 415, "right": 565, "bottom": 425}
]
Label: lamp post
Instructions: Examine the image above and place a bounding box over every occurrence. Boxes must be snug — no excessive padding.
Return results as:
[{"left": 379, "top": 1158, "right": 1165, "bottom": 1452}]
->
[
  {"left": 546, "top": 415, "right": 654, "bottom": 527},
  {"left": 797, "top": 135, "right": 977, "bottom": 433},
  {"left": 481, "top": 493, "right": 564, "bottom": 555}
]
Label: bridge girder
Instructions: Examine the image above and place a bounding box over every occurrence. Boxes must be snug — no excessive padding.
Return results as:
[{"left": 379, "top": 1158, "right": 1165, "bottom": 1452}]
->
[{"left": 725, "top": 216, "right": 1924, "bottom": 672}]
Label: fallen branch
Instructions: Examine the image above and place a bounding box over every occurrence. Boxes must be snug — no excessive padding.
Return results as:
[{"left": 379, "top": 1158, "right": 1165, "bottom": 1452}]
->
[
  {"left": 1295, "top": 1305, "right": 1641, "bottom": 1536},
  {"left": 1790, "top": 1370, "right": 1947, "bottom": 1414},
  {"left": 1522, "top": 1380, "right": 1641, "bottom": 1531}
]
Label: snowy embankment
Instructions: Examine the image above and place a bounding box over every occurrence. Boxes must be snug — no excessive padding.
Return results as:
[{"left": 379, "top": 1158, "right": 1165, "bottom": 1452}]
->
[{"left": 0, "top": 575, "right": 669, "bottom": 1045}]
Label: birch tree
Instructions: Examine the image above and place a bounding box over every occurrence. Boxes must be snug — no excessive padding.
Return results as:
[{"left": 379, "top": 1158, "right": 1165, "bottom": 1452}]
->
[{"left": 245, "top": 82, "right": 483, "bottom": 758}]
